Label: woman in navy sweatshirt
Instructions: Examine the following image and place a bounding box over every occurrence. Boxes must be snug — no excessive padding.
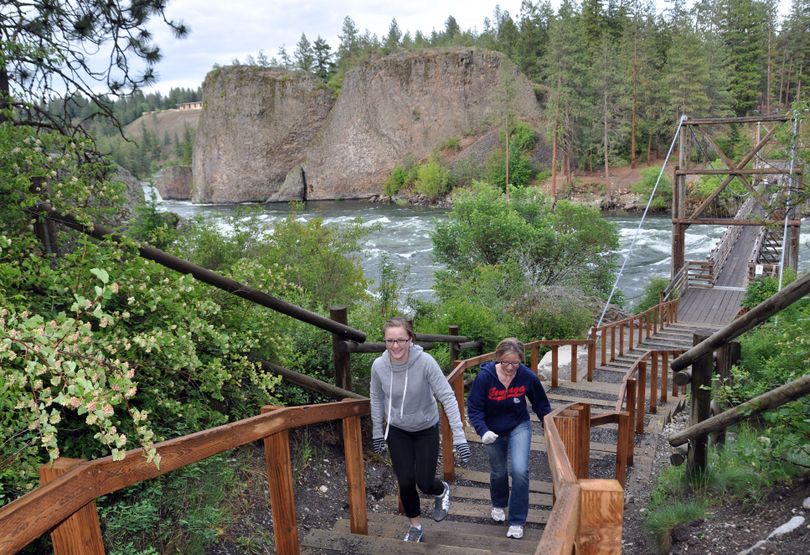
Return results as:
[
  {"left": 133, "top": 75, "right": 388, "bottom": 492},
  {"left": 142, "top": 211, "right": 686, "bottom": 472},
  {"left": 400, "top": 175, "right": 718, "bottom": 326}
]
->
[{"left": 467, "top": 337, "right": 551, "bottom": 540}]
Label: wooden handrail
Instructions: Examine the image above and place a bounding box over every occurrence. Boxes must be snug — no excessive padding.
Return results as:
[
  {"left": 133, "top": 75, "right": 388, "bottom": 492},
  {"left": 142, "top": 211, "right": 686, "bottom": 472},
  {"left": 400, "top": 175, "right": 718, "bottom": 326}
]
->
[
  {"left": 0, "top": 399, "right": 370, "bottom": 554},
  {"left": 669, "top": 374, "right": 810, "bottom": 447}
]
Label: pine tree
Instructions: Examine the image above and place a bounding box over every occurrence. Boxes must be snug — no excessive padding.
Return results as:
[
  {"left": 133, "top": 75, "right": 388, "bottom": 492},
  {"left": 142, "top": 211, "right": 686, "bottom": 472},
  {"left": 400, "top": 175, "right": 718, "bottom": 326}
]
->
[
  {"left": 313, "top": 37, "right": 335, "bottom": 81},
  {"left": 384, "top": 19, "right": 402, "bottom": 53},
  {"left": 294, "top": 34, "right": 314, "bottom": 72}
]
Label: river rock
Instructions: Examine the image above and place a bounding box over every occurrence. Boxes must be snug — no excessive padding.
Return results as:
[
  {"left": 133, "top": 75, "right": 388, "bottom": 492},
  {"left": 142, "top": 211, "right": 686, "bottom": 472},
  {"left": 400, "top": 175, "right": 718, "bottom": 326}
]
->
[
  {"left": 300, "top": 48, "right": 542, "bottom": 200},
  {"left": 192, "top": 66, "right": 335, "bottom": 203}
]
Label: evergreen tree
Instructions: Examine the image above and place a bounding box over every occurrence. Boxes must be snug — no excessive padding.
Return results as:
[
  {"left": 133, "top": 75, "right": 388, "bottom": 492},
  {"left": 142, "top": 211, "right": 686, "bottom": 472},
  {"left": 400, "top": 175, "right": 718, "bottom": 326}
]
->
[
  {"left": 384, "top": 18, "right": 402, "bottom": 53},
  {"left": 294, "top": 34, "right": 314, "bottom": 72},
  {"left": 313, "top": 37, "right": 335, "bottom": 81},
  {"left": 716, "top": 0, "right": 771, "bottom": 115}
]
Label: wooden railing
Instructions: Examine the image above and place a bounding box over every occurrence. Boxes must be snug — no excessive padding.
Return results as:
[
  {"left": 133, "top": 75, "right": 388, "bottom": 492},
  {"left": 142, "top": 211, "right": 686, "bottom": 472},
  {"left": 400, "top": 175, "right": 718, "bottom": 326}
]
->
[
  {"left": 592, "top": 299, "right": 679, "bottom": 367},
  {"left": 0, "top": 399, "right": 370, "bottom": 555},
  {"left": 534, "top": 403, "right": 625, "bottom": 554},
  {"left": 709, "top": 196, "right": 756, "bottom": 282}
]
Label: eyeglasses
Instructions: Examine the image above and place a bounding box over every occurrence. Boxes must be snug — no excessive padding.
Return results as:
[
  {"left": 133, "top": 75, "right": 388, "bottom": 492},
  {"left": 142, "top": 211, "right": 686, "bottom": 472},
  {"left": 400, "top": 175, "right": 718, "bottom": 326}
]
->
[
  {"left": 497, "top": 360, "right": 521, "bottom": 367},
  {"left": 384, "top": 338, "right": 410, "bottom": 346}
]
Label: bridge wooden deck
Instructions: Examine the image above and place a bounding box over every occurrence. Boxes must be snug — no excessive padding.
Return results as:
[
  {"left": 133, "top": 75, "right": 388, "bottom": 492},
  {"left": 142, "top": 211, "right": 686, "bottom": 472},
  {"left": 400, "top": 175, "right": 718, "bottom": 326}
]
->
[{"left": 677, "top": 286, "right": 745, "bottom": 324}]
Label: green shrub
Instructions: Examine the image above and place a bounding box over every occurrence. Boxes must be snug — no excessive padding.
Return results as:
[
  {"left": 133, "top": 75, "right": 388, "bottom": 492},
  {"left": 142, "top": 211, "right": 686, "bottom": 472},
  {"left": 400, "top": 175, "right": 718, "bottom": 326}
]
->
[
  {"left": 384, "top": 166, "right": 409, "bottom": 196},
  {"left": 631, "top": 167, "right": 672, "bottom": 210},
  {"left": 510, "top": 122, "right": 537, "bottom": 152},
  {"left": 634, "top": 277, "right": 670, "bottom": 313},
  {"left": 414, "top": 158, "right": 450, "bottom": 199}
]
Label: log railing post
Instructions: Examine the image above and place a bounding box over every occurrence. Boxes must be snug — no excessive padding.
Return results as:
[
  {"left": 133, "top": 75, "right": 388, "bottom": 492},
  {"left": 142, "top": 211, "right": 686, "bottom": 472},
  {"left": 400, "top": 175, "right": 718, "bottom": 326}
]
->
[
  {"left": 615, "top": 412, "right": 630, "bottom": 486},
  {"left": 661, "top": 351, "right": 669, "bottom": 403},
  {"left": 531, "top": 343, "right": 539, "bottom": 375},
  {"left": 448, "top": 325, "right": 459, "bottom": 372},
  {"left": 576, "top": 480, "right": 624, "bottom": 555},
  {"left": 587, "top": 338, "right": 595, "bottom": 382},
  {"left": 262, "top": 406, "right": 299, "bottom": 555},
  {"left": 687, "top": 334, "right": 714, "bottom": 477},
  {"left": 555, "top": 412, "right": 579, "bottom": 476},
  {"left": 650, "top": 352, "right": 658, "bottom": 414},
  {"left": 551, "top": 345, "right": 559, "bottom": 388},
  {"left": 601, "top": 327, "right": 607, "bottom": 366},
  {"left": 38, "top": 459, "right": 105, "bottom": 555},
  {"left": 636, "top": 361, "right": 647, "bottom": 434},
  {"left": 626, "top": 379, "right": 637, "bottom": 465},
  {"left": 629, "top": 317, "right": 635, "bottom": 350},
  {"left": 610, "top": 325, "right": 616, "bottom": 361},
  {"left": 619, "top": 325, "right": 625, "bottom": 357},
  {"left": 570, "top": 344, "right": 578, "bottom": 383},
  {"left": 342, "top": 412, "right": 368, "bottom": 535},
  {"left": 575, "top": 404, "right": 590, "bottom": 479},
  {"left": 330, "top": 306, "right": 351, "bottom": 391}
]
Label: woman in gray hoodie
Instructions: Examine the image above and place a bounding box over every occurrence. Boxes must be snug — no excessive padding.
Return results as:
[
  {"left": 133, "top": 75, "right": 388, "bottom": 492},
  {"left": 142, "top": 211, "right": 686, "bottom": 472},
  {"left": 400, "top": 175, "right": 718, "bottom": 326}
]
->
[{"left": 370, "top": 317, "right": 470, "bottom": 543}]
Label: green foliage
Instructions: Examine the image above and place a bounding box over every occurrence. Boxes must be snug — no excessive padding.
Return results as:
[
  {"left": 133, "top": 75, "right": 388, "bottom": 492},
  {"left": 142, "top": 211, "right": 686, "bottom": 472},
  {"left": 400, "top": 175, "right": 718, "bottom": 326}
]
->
[
  {"left": 433, "top": 183, "right": 619, "bottom": 298},
  {"left": 630, "top": 167, "right": 672, "bottom": 211},
  {"left": 414, "top": 158, "right": 451, "bottom": 199},
  {"left": 101, "top": 454, "right": 236, "bottom": 554},
  {"left": 510, "top": 122, "right": 537, "bottom": 152},
  {"left": 740, "top": 270, "right": 796, "bottom": 309},
  {"left": 383, "top": 165, "right": 413, "bottom": 196},
  {"left": 634, "top": 277, "right": 670, "bottom": 313},
  {"left": 518, "top": 293, "right": 594, "bottom": 340},
  {"left": 486, "top": 146, "right": 535, "bottom": 190},
  {"left": 376, "top": 252, "right": 410, "bottom": 318}
]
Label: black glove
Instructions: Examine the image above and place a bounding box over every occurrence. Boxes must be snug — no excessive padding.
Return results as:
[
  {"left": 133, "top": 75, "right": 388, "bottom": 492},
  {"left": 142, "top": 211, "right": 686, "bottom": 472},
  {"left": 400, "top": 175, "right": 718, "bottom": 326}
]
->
[
  {"left": 372, "top": 437, "right": 386, "bottom": 454},
  {"left": 454, "top": 442, "right": 471, "bottom": 464}
]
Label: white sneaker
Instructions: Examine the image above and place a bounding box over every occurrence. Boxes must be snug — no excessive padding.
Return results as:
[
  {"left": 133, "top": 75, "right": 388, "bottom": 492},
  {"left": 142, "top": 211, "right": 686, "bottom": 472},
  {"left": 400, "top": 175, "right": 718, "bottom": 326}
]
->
[
  {"left": 491, "top": 507, "right": 506, "bottom": 522},
  {"left": 507, "top": 524, "right": 524, "bottom": 539}
]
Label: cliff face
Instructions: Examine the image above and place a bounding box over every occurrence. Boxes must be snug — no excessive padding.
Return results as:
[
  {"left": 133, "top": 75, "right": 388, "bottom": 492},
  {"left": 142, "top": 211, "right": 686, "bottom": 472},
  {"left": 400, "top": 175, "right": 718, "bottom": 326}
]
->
[
  {"left": 192, "top": 66, "right": 334, "bottom": 203},
  {"left": 154, "top": 166, "right": 192, "bottom": 200},
  {"left": 191, "top": 49, "right": 542, "bottom": 202},
  {"left": 301, "top": 48, "right": 542, "bottom": 200}
]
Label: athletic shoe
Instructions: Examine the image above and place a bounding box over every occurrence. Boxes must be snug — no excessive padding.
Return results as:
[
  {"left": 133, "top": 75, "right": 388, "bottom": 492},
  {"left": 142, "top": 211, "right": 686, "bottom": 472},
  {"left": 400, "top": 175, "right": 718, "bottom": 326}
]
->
[
  {"left": 433, "top": 481, "right": 450, "bottom": 521},
  {"left": 403, "top": 525, "right": 424, "bottom": 542},
  {"left": 491, "top": 507, "right": 506, "bottom": 522},
  {"left": 507, "top": 524, "right": 524, "bottom": 539}
]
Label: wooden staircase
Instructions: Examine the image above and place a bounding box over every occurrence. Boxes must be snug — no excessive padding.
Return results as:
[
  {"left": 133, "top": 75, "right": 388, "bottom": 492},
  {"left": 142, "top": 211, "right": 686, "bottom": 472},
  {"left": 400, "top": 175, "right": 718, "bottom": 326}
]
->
[{"left": 299, "top": 321, "right": 713, "bottom": 554}]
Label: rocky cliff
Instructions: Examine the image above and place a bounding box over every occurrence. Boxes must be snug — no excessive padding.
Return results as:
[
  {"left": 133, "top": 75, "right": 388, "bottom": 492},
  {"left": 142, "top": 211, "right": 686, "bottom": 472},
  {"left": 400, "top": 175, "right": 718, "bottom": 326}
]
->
[
  {"left": 301, "top": 48, "right": 542, "bottom": 200},
  {"left": 191, "top": 49, "right": 542, "bottom": 203},
  {"left": 192, "top": 66, "right": 335, "bottom": 203},
  {"left": 154, "top": 166, "right": 192, "bottom": 200}
]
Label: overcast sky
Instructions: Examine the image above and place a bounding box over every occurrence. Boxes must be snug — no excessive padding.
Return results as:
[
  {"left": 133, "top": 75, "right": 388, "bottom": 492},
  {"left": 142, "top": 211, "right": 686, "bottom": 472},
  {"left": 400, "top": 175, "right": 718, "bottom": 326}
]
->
[
  {"left": 146, "top": 1, "right": 526, "bottom": 94},
  {"left": 145, "top": 0, "right": 794, "bottom": 95}
]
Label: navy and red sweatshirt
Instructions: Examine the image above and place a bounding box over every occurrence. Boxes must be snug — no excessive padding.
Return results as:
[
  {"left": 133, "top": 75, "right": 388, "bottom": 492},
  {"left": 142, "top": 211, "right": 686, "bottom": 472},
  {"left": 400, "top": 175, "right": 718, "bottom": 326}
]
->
[{"left": 467, "top": 361, "right": 552, "bottom": 437}]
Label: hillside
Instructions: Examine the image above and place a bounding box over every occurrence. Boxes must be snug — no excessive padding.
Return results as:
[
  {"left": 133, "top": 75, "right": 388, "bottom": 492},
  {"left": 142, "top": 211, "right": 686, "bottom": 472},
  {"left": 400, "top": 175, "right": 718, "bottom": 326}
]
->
[{"left": 123, "top": 108, "right": 201, "bottom": 143}]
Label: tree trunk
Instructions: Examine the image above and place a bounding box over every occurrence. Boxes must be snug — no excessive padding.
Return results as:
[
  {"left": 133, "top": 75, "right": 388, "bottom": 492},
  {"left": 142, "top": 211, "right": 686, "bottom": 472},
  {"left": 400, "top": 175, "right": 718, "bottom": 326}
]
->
[
  {"left": 603, "top": 87, "right": 610, "bottom": 180},
  {"left": 551, "top": 128, "right": 558, "bottom": 199}
]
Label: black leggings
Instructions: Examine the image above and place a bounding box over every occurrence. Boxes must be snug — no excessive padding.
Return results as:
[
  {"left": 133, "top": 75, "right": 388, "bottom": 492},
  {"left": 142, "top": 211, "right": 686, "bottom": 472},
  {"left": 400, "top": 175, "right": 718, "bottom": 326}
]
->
[{"left": 386, "top": 424, "right": 444, "bottom": 518}]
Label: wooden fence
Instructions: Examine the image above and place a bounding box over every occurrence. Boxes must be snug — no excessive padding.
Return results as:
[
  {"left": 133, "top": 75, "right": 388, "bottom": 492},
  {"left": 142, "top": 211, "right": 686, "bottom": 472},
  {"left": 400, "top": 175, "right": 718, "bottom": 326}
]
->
[{"left": 0, "top": 400, "right": 370, "bottom": 555}]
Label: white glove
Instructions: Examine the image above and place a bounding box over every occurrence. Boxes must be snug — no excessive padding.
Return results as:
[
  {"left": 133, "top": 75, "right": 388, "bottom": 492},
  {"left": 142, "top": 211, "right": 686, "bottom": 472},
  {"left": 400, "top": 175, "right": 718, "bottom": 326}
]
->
[{"left": 482, "top": 431, "right": 498, "bottom": 445}]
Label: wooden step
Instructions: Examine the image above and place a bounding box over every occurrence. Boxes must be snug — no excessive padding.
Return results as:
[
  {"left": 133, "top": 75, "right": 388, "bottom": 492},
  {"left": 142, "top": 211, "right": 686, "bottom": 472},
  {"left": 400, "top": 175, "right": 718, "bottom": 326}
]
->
[
  {"left": 451, "top": 484, "right": 552, "bottom": 507},
  {"left": 464, "top": 429, "right": 616, "bottom": 455},
  {"left": 332, "top": 513, "right": 541, "bottom": 553},
  {"left": 546, "top": 392, "right": 616, "bottom": 407},
  {"left": 455, "top": 468, "right": 554, "bottom": 494},
  {"left": 381, "top": 497, "right": 550, "bottom": 525},
  {"left": 302, "top": 528, "right": 516, "bottom": 554}
]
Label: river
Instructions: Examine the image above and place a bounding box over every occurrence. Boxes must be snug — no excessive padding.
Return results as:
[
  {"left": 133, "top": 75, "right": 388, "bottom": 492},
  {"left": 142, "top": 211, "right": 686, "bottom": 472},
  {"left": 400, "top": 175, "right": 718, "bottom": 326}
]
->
[{"left": 152, "top": 191, "right": 810, "bottom": 306}]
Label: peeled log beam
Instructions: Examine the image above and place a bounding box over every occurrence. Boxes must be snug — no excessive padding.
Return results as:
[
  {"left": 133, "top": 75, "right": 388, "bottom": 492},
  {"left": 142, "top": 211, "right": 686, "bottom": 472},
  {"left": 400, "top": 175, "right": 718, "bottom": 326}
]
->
[
  {"left": 260, "top": 361, "right": 366, "bottom": 400},
  {"left": 671, "top": 271, "right": 810, "bottom": 372},
  {"left": 668, "top": 374, "right": 810, "bottom": 447},
  {"left": 35, "top": 204, "right": 366, "bottom": 342}
]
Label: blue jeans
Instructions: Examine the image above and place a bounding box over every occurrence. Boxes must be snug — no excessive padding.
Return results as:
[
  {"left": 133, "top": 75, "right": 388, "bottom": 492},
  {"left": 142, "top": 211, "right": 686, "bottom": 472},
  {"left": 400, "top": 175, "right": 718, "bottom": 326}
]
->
[{"left": 486, "top": 419, "right": 531, "bottom": 525}]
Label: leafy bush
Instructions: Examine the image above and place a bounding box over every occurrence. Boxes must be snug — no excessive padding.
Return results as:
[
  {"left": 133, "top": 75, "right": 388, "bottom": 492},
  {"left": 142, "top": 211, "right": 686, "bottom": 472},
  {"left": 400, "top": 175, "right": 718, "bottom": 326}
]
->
[
  {"left": 384, "top": 166, "right": 410, "bottom": 196},
  {"left": 414, "top": 158, "right": 450, "bottom": 199},
  {"left": 486, "top": 146, "right": 535, "bottom": 190},
  {"left": 631, "top": 167, "right": 672, "bottom": 211},
  {"left": 634, "top": 277, "right": 670, "bottom": 312},
  {"left": 510, "top": 122, "right": 537, "bottom": 152},
  {"left": 740, "top": 270, "right": 796, "bottom": 309}
]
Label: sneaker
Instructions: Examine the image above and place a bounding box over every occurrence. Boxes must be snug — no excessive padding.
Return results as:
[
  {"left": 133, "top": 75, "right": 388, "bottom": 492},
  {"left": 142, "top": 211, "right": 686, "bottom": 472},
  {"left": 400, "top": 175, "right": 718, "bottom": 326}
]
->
[
  {"left": 506, "top": 524, "right": 524, "bottom": 539},
  {"left": 491, "top": 507, "right": 506, "bottom": 522},
  {"left": 433, "top": 481, "right": 450, "bottom": 521},
  {"left": 403, "top": 525, "right": 424, "bottom": 542}
]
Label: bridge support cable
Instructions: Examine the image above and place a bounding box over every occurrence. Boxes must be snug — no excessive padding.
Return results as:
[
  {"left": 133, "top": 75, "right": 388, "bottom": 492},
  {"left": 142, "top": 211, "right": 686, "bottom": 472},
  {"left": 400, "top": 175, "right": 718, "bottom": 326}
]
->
[
  {"left": 595, "top": 115, "right": 687, "bottom": 330},
  {"left": 778, "top": 113, "right": 801, "bottom": 291}
]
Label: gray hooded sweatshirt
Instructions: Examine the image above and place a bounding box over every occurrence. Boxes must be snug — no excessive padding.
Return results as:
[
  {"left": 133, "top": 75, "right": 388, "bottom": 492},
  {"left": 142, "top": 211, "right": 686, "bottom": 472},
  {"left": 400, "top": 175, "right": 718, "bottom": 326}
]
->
[{"left": 370, "top": 344, "right": 466, "bottom": 445}]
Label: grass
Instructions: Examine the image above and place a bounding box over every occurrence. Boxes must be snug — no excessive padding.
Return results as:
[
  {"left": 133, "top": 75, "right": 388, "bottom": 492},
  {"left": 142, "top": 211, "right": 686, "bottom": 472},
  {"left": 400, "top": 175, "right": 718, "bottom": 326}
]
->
[{"left": 644, "top": 424, "right": 803, "bottom": 553}]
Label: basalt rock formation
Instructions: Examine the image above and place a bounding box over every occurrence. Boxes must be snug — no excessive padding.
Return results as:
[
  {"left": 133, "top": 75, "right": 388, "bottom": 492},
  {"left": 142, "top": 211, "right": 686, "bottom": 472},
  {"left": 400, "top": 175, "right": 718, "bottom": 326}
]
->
[
  {"left": 191, "top": 49, "right": 543, "bottom": 203},
  {"left": 192, "top": 66, "right": 335, "bottom": 203}
]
